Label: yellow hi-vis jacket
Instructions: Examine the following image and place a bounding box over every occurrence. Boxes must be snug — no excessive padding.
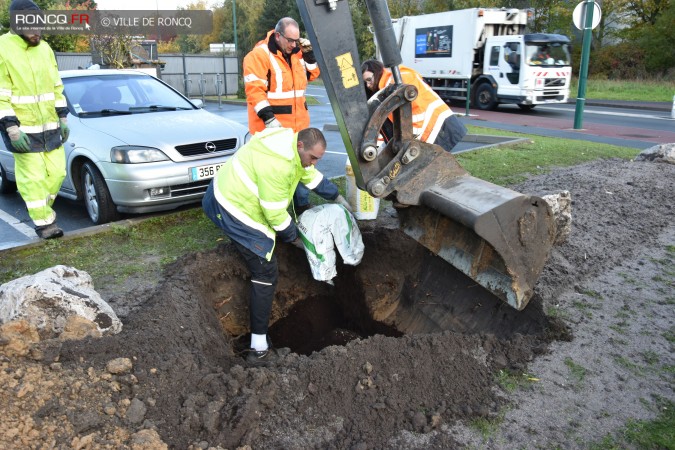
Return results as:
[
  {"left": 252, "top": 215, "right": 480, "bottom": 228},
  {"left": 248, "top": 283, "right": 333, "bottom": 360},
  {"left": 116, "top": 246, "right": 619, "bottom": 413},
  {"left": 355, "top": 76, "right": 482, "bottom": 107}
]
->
[
  {"left": 203, "top": 128, "right": 329, "bottom": 261},
  {"left": 243, "top": 30, "right": 320, "bottom": 134},
  {"left": 0, "top": 33, "right": 68, "bottom": 153}
]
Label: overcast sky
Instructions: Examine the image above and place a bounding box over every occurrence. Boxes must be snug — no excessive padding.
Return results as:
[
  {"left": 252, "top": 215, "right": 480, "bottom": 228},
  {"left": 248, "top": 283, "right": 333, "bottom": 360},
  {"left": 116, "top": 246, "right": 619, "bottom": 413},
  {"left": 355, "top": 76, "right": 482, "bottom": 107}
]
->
[{"left": 95, "top": 0, "right": 215, "bottom": 10}]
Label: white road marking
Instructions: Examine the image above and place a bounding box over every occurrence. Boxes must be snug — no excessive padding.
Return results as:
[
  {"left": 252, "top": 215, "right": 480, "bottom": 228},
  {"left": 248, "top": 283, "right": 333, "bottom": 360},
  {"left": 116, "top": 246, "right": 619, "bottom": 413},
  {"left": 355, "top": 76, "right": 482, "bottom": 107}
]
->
[{"left": 0, "top": 208, "right": 36, "bottom": 237}]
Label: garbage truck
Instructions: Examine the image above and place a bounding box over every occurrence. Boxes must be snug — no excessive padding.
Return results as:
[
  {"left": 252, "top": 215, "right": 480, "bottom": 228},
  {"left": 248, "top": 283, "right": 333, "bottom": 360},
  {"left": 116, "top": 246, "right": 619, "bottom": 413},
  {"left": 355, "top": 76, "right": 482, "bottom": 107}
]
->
[
  {"left": 374, "top": 8, "right": 573, "bottom": 110},
  {"left": 296, "top": 0, "right": 557, "bottom": 311}
]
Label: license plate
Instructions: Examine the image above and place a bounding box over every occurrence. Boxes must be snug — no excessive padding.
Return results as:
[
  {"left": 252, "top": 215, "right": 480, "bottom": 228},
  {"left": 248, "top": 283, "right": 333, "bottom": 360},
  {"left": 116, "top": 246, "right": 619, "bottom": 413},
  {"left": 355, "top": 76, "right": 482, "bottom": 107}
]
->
[{"left": 189, "top": 163, "right": 223, "bottom": 181}]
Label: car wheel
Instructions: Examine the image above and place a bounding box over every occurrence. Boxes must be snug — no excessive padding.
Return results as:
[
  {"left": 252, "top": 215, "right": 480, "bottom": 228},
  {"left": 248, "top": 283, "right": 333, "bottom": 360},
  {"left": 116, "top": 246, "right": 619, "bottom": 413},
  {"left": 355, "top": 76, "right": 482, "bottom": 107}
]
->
[
  {"left": 0, "top": 161, "right": 17, "bottom": 194},
  {"left": 81, "top": 162, "right": 119, "bottom": 225},
  {"left": 518, "top": 104, "right": 536, "bottom": 111},
  {"left": 475, "top": 83, "right": 498, "bottom": 110}
]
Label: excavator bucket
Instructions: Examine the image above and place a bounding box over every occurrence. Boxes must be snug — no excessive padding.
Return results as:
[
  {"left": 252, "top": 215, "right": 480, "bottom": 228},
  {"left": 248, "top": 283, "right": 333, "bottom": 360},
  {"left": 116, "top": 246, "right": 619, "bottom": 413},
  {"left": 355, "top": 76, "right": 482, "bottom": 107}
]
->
[{"left": 297, "top": 0, "right": 555, "bottom": 310}]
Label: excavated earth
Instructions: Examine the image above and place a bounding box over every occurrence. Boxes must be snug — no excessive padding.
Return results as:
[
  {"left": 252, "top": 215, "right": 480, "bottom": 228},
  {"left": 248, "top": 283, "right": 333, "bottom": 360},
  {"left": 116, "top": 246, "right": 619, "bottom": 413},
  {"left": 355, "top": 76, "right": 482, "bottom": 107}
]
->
[{"left": 0, "top": 157, "right": 674, "bottom": 449}]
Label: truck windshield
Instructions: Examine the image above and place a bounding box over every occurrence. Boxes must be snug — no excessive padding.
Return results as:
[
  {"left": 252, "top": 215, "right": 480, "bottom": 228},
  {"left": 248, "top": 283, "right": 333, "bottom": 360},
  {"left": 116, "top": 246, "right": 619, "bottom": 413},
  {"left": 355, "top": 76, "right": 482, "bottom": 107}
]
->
[{"left": 526, "top": 43, "right": 571, "bottom": 66}]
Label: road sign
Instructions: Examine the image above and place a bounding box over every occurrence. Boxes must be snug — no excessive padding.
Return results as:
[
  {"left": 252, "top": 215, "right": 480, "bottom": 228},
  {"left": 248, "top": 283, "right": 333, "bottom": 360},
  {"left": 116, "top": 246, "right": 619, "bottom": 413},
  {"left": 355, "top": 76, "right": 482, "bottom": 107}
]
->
[{"left": 573, "top": 1, "right": 601, "bottom": 30}]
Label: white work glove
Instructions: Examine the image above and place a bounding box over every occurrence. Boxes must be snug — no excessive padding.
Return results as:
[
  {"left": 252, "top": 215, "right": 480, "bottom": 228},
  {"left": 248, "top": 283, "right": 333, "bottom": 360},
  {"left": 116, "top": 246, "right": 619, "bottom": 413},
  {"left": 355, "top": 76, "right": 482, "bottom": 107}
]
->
[
  {"left": 335, "top": 194, "right": 353, "bottom": 213},
  {"left": 299, "top": 38, "right": 313, "bottom": 53},
  {"left": 264, "top": 117, "right": 282, "bottom": 128},
  {"left": 6, "top": 125, "right": 31, "bottom": 153}
]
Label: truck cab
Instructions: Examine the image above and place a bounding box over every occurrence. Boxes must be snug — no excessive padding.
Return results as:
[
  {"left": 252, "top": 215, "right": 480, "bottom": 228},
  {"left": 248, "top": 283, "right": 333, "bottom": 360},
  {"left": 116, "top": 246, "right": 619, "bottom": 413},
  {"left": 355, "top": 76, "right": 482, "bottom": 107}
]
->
[
  {"left": 377, "top": 8, "right": 574, "bottom": 111},
  {"left": 478, "top": 34, "right": 572, "bottom": 110}
]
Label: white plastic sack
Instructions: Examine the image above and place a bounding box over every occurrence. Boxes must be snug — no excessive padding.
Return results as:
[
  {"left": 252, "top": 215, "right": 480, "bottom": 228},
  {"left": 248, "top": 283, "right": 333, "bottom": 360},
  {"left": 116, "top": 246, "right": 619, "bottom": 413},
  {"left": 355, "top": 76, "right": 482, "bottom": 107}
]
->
[{"left": 297, "top": 203, "right": 365, "bottom": 284}]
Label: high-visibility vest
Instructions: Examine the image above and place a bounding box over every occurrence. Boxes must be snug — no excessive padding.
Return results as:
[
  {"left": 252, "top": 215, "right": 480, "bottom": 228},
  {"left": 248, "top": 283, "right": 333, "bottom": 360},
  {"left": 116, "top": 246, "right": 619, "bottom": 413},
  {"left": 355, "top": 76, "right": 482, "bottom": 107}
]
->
[
  {"left": 212, "top": 128, "right": 325, "bottom": 260},
  {"left": 243, "top": 30, "right": 320, "bottom": 134},
  {"left": 379, "top": 66, "right": 454, "bottom": 144},
  {"left": 0, "top": 33, "right": 67, "bottom": 152}
]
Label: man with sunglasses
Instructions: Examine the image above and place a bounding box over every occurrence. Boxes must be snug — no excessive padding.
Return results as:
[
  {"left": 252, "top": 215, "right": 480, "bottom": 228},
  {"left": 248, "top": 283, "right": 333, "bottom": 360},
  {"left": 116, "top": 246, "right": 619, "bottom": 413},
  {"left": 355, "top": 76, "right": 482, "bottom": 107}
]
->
[
  {"left": 243, "top": 17, "right": 318, "bottom": 137},
  {"left": 243, "top": 17, "right": 350, "bottom": 215}
]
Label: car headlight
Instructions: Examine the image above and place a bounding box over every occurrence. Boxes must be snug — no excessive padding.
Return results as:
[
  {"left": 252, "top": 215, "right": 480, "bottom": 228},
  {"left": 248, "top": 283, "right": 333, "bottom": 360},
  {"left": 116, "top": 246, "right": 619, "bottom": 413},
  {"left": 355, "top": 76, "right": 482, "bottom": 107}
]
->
[
  {"left": 244, "top": 131, "right": 252, "bottom": 144},
  {"left": 111, "top": 146, "right": 169, "bottom": 163}
]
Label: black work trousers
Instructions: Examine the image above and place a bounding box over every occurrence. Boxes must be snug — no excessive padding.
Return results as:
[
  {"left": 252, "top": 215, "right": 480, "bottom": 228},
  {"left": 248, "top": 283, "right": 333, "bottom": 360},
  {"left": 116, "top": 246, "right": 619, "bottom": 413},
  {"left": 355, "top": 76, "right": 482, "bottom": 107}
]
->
[{"left": 231, "top": 240, "right": 278, "bottom": 335}]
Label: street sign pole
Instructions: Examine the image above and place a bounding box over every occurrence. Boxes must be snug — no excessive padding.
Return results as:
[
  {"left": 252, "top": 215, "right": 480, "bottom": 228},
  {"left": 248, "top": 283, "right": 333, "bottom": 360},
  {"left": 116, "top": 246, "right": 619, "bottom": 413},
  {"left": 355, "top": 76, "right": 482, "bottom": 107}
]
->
[{"left": 574, "top": 0, "right": 596, "bottom": 129}]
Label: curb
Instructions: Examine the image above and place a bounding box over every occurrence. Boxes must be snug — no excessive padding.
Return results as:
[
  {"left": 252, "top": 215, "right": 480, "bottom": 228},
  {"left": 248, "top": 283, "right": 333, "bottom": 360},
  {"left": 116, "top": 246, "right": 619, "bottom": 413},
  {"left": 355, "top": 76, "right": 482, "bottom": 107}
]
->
[
  {"left": 0, "top": 216, "right": 158, "bottom": 255},
  {"left": 570, "top": 99, "right": 671, "bottom": 112}
]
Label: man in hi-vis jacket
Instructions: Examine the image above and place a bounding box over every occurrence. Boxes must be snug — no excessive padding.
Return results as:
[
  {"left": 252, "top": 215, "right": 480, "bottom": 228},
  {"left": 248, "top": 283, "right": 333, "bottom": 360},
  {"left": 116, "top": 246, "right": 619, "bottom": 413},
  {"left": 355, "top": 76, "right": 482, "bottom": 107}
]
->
[
  {"left": 203, "top": 127, "right": 350, "bottom": 366},
  {"left": 0, "top": 0, "right": 69, "bottom": 239}
]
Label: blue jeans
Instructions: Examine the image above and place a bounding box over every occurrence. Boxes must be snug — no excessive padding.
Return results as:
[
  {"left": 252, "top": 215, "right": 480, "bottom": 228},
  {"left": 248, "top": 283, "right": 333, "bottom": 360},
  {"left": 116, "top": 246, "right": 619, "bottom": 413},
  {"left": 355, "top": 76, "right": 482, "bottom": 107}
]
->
[{"left": 293, "top": 184, "right": 310, "bottom": 207}]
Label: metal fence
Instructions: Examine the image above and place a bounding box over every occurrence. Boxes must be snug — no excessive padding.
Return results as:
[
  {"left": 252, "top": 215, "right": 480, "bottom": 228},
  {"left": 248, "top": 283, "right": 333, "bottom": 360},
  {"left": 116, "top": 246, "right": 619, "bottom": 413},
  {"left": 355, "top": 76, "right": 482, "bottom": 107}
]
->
[{"left": 55, "top": 52, "right": 240, "bottom": 99}]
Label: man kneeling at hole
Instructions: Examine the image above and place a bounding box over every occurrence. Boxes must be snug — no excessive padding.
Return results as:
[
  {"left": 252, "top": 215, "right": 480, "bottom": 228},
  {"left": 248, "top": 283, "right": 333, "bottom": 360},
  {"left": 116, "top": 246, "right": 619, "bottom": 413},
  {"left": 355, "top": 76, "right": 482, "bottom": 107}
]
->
[{"left": 202, "top": 127, "right": 349, "bottom": 366}]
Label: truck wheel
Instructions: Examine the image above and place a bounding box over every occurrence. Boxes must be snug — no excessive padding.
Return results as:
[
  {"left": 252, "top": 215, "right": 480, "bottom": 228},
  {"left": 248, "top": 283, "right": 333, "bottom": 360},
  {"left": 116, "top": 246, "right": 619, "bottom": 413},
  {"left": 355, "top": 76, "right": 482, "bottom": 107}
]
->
[
  {"left": 475, "top": 83, "right": 498, "bottom": 110},
  {"left": 0, "top": 161, "right": 17, "bottom": 194},
  {"left": 518, "top": 104, "right": 536, "bottom": 111},
  {"left": 81, "top": 161, "right": 119, "bottom": 225}
]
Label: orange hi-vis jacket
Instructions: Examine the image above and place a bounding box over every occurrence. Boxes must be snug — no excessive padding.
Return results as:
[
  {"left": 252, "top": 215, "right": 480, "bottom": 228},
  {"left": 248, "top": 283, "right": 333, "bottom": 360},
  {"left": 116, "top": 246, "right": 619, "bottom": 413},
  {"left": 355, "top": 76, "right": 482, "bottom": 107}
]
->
[
  {"left": 243, "top": 30, "right": 321, "bottom": 134},
  {"left": 378, "top": 66, "right": 454, "bottom": 144}
]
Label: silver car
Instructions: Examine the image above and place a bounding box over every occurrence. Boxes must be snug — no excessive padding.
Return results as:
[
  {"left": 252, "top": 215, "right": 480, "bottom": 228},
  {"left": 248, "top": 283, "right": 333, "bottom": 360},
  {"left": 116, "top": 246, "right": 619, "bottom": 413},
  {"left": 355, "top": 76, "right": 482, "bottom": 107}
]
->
[{"left": 0, "top": 69, "right": 248, "bottom": 224}]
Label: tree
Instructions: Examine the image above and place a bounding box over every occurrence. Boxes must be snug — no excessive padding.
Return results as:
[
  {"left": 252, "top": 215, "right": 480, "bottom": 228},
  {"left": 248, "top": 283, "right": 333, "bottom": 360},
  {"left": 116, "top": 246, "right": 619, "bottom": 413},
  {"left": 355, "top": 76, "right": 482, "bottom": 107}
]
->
[
  {"left": 0, "top": 0, "right": 9, "bottom": 33},
  {"left": 157, "top": 39, "right": 180, "bottom": 54},
  {"left": 257, "top": 0, "right": 300, "bottom": 34},
  {"left": 349, "top": 0, "right": 376, "bottom": 61},
  {"left": 625, "top": 0, "right": 669, "bottom": 25},
  {"left": 172, "top": 0, "right": 211, "bottom": 54},
  {"left": 42, "top": 0, "right": 96, "bottom": 52},
  {"left": 227, "top": 0, "right": 265, "bottom": 58},
  {"left": 421, "top": 0, "right": 503, "bottom": 14},
  {"left": 591, "top": 0, "right": 632, "bottom": 47},
  {"left": 386, "top": 0, "right": 423, "bottom": 17},
  {"left": 68, "top": 0, "right": 96, "bottom": 7},
  {"left": 90, "top": 34, "right": 133, "bottom": 68},
  {"left": 528, "top": 0, "right": 573, "bottom": 35},
  {"left": 635, "top": 0, "right": 674, "bottom": 74},
  {"left": 200, "top": 5, "right": 229, "bottom": 53}
]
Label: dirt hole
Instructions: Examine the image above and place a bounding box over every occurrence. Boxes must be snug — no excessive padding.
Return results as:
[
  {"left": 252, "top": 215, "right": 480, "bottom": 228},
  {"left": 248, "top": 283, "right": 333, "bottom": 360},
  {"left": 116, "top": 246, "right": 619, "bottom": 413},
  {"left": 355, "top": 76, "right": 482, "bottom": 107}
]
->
[
  {"left": 234, "top": 292, "right": 403, "bottom": 356},
  {"left": 210, "top": 228, "right": 556, "bottom": 358}
]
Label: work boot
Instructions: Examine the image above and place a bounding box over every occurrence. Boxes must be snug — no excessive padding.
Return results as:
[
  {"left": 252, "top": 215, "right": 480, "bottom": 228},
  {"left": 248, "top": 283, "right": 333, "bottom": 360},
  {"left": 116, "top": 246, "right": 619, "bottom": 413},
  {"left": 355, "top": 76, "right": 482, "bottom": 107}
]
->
[
  {"left": 246, "top": 347, "right": 282, "bottom": 367},
  {"left": 35, "top": 223, "right": 64, "bottom": 239}
]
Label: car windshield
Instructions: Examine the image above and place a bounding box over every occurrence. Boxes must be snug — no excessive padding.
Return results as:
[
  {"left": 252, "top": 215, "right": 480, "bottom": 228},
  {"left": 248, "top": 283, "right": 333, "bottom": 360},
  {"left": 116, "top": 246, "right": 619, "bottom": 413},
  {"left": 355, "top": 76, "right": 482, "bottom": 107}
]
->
[
  {"left": 64, "top": 73, "right": 195, "bottom": 116},
  {"left": 525, "top": 43, "right": 571, "bottom": 66}
]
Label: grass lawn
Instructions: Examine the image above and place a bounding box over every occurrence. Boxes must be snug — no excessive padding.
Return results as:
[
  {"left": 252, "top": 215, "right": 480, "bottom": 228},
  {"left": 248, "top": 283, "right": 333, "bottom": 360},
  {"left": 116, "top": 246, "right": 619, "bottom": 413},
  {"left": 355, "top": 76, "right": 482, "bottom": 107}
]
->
[{"left": 570, "top": 78, "right": 675, "bottom": 102}]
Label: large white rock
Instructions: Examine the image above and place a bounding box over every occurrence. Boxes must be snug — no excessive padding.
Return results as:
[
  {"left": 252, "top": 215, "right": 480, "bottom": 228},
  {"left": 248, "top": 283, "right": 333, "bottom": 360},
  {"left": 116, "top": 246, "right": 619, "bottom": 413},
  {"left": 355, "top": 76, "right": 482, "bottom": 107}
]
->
[
  {"left": 541, "top": 191, "right": 572, "bottom": 246},
  {"left": 634, "top": 143, "right": 675, "bottom": 164},
  {"left": 0, "top": 265, "right": 121, "bottom": 339}
]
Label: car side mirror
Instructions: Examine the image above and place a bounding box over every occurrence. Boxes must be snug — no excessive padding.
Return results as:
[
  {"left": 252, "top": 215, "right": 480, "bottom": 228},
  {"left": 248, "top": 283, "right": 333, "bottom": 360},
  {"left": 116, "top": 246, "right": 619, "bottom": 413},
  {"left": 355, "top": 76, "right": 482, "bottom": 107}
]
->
[{"left": 191, "top": 99, "right": 204, "bottom": 109}]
